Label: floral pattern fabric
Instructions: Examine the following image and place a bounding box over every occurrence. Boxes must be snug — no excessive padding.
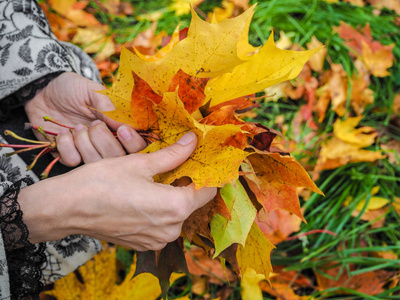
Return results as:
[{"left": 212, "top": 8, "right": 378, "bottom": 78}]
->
[
  {"left": 0, "top": 1, "right": 103, "bottom": 299},
  {"left": 0, "top": 0, "right": 101, "bottom": 99}
]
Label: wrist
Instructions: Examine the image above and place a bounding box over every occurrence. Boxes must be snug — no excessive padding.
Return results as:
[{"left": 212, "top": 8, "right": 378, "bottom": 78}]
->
[{"left": 17, "top": 174, "right": 80, "bottom": 243}]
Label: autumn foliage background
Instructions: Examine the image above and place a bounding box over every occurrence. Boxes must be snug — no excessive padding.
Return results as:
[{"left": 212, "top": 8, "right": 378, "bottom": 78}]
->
[{"left": 38, "top": 0, "right": 400, "bottom": 299}]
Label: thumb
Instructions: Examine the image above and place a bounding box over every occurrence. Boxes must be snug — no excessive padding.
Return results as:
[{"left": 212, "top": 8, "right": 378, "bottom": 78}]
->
[{"left": 145, "top": 132, "right": 198, "bottom": 175}]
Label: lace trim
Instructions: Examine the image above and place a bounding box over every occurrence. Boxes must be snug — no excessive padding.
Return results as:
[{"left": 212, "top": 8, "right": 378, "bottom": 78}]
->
[
  {"left": 0, "top": 178, "right": 45, "bottom": 299},
  {"left": 0, "top": 72, "right": 64, "bottom": 122}
]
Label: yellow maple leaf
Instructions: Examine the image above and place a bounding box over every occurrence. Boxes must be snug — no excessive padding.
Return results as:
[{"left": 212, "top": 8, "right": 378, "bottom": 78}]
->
[
  {"left": 333, "top": 116, "right": 377, "bottom": 147},
  {"left": 142, "top": 90, "right": 249, "bottom": 188},
  {"left": 98, "top": 49, "right": 136, "bottom": 126},
  {"left": 205, "top": 33, "right": 323, "bottom": 106},
  {"left": 120, "top": 5, "right": 255, "bottom": 95},
  {"left": 236, "top": 6, "right": 260, "bottom": 60},
  {"left": 345, "top": 186, "right": 388, "bottom": 210},
  {"left": 315, "top": 117, "right": 386, "bottom": 173},
  {"left": 237, "top": 222, "right": 275, "bottom": 282}
]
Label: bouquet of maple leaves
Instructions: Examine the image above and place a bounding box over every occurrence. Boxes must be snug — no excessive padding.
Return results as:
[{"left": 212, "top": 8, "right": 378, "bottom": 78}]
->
[{"left": 97, "top": 4, "right": 323, "bottom": 295}]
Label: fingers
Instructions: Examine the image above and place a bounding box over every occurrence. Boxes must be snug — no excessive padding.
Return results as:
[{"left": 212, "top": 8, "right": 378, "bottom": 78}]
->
[
  {"left": 57, "top": 121, "right": 146, "bottom": 166},
  {"left": 173, "top": 184, "right": 217, "bottom": 215},
  {"left": 56, "top": 129, "right": 82, "bottom": 167},
  {"left": 117, "top": 125, "right": 147, "bottom": 153},
  {"left": 72, "top": 124, "right": 103, "bottom": 163},
  {"left": 87, "top": 121, "right": 126, "bottom": 158},
  {"left": 145, "top": 132, "right": 198, "bottom": 175},
  {"left": 191, "top": 185, "right": 218, "bottom": 210}
]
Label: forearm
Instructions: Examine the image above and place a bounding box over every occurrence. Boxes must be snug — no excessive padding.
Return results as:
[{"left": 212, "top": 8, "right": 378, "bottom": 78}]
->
[{"left": 17, "top": 170, "right": 96, "bottom": 244}]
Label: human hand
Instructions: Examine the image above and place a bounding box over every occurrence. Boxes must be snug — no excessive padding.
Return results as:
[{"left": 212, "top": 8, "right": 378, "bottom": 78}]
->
[
  {"left": 56, "top": 120, "right": 147, "bottom": 166},
  {"left": 24, "top": 72, "right": 146, "bottom": 166},
  {"left": 19, "top": 132, "right": 217, "bottom": 251}
]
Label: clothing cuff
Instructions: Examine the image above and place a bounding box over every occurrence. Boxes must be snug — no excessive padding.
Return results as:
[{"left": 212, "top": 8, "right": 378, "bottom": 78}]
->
[
  {"left": 0, "top": 177, "right": 46, "bottom": 299},
  {"left": 0, "top": 72, "right": 64, "bottom": 122}
]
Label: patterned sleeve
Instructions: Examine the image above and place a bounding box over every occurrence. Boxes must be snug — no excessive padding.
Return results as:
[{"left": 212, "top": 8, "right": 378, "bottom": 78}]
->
[
  {"left": 0, "top": 1, "right": 103, "bottom": 298},
  {"left": 0, "top": 0, "right": 101, "bottom": 101}
]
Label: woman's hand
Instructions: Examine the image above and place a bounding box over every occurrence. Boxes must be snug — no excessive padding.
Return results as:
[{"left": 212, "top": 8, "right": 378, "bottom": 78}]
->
[
  {"left": 56, "top": 121, "right": 147, "bottom": 166},
  {"left": 18, "top": 132, "right": 217, "bottom": 251},
  {"left": 24, "top": 72, "right": 146, "bottom": 166}
]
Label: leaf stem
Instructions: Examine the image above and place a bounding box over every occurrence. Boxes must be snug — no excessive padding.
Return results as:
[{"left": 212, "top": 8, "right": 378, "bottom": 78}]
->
[
  {"left": 0, "top": 143, "right": 49, "bottom": 149},
  {"left": 4, "top": 130, "right": 49, "bottom": 144},
  {"left": 41, "top": 156, "right": 61, "bottom": 179},
  {"left": 43, "top": 116, "right": 74, "bottom": 129},
  {"left": 27, "top": 147, "right": 52, "bottom": 170},
  {"left": 5, "top": 144, "right": 50, "bottom": 157},
  {"left": 25, "top": 123, "right": 59, "bottom": 136}
]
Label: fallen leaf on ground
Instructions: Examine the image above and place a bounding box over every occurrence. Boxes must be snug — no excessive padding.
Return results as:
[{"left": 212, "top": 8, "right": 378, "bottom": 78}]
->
[
  {"left": 45, "top": 244, "right": 182, "bottom": 299},
  {"left": 333, "top": 116, "right": 377, "bottom": 147},
  {"left": 325, "top": 63, "right": 348, "bottom": 117},
  {"left": 315, "top": 264, "right": 396, "bottom": 295},
  {"left": 208, "top": 0, "right": 235, "bottom": 21},
  {"left": 335, "top": 22, "right": 394, "bottom": 77},
  {"left": 170, "top": 0, "right": 204, "bottom": 16},
  {"left": 131, "top": 22, "right": 167, "bottom": 56},
  {"left": 185, "top": 246, "right": 237, "bottom": 284},
  {"left": 344, "top": 186, "right": 389, "bottom": 228},
  {"left": 315, "top": 117, "right": 385, "bottom": 174},
  {"left": 49, "top": 0, "right": 101, "bottom": 27},
  {"left": 260, "top": 266, "right": 315, "bottom": 300},
  {"left": 307, "top": 36, "right": 327, "bottom": 72},
  {"left": 393, "top": 197, "right": 400, "bottom": 218},
  {"left": 349, "top": 59, "right": 374, "bottom": 115},
  {"left": 343, "top": 0, "right": 364, "bottom": 6},
  {"left": 366, "top": 0, "right": 400, "bottom": 15},
  {"left": 393, "top": 94, "right": 400, "bottom": 114},
  {"left": 72, "top": 26, "right": 115, "bottom": 61}
]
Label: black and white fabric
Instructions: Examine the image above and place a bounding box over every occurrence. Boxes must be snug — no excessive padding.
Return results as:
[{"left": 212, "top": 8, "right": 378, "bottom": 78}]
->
[{"left": 0, "top": 1, "right": 103, "bottom": 299}]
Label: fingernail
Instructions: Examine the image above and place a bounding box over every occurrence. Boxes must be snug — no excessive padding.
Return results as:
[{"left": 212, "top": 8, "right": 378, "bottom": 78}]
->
[
  {"left": 176, "top": 132, "right": 196, "bottom": 145},
  {"left": 118, "top": 125, "right": 132, "bottom": 141},
  {"left": 74, "top": 124, "right": 86, "bottom": 132}
]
